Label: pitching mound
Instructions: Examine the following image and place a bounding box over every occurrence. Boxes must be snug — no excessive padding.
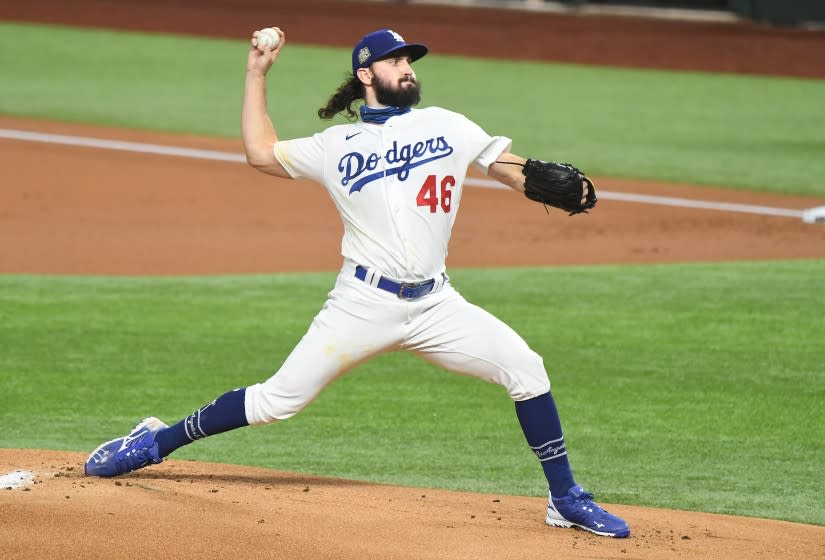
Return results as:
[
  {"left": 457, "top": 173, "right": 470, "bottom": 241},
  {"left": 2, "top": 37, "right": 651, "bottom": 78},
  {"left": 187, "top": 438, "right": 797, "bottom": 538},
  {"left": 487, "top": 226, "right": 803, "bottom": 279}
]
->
[{"left": 2, "top": 449, "right": 823, "bottom": 560}]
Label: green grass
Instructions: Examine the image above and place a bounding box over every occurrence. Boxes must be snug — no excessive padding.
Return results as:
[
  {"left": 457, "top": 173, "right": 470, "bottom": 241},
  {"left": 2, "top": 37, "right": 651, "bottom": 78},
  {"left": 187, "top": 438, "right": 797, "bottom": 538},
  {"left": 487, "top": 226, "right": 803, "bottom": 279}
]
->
[
  {"left": 1, "top": 262, "right": 823, "bottom": 525},
  {"left": 1, "top": 22, "right": 824, "bottom": 195}
]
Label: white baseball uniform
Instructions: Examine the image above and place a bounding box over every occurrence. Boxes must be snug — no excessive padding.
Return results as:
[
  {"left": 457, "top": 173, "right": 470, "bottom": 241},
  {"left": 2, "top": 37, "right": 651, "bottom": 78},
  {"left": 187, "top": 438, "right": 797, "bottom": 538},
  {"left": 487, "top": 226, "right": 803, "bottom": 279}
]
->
[{"left": 244, "top": 107, "right": 551, "bottom": 425}]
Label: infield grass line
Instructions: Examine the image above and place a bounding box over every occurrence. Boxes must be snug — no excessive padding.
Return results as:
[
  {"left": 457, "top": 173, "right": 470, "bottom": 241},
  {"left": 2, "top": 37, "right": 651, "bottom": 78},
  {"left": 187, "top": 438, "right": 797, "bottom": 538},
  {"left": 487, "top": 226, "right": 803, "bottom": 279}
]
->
[
  {"left": 1, "top": 261, "right": 823, "bottom": 525},
  {"left": 0, "top": 128, "right": 809, "bottom": 219}
]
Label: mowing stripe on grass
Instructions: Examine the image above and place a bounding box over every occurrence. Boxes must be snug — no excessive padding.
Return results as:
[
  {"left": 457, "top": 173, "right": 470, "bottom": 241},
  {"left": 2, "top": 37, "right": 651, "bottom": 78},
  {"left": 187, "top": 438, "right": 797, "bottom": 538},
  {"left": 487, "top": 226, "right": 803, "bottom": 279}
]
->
[{"left": 0, "top": 128, "right": 808, "bottom": 219}]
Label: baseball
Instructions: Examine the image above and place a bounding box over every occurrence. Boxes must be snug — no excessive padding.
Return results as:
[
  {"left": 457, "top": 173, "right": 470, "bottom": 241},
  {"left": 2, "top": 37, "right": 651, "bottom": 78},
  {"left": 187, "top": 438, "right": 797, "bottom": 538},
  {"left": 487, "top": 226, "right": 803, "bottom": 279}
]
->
[{"left": 257, "top": 28, "right": 280, "bottom": 50}]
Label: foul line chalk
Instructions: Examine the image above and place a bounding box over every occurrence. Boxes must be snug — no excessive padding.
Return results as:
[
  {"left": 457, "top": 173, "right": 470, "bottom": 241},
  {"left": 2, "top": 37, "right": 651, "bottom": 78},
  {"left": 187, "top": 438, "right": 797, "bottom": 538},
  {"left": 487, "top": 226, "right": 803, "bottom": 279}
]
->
[{"left": 0, "top": 128, "right": 811, "bottom": 220}]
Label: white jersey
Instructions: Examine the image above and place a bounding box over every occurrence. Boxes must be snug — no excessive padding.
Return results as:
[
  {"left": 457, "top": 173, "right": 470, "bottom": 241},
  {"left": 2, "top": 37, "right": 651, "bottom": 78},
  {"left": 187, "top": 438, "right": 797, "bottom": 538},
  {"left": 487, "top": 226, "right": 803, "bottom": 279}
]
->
[{"left": 273, "top": 107, "right": 512, "bottom": 281}]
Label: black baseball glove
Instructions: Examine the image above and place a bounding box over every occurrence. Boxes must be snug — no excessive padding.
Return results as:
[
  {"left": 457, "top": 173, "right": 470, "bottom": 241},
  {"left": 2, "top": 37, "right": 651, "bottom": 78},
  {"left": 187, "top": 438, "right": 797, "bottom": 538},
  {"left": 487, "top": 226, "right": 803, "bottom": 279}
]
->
[{"left": 521, "top": 159, "right": 597, "bottom": 216}]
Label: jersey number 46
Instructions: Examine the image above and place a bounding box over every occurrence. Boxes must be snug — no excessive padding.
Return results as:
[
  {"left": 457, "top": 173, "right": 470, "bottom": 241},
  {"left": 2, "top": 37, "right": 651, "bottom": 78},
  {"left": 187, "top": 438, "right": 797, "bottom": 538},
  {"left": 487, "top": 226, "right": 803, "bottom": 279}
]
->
[{"left": 416, "top": 175, "right": 455, "bottom": 214}]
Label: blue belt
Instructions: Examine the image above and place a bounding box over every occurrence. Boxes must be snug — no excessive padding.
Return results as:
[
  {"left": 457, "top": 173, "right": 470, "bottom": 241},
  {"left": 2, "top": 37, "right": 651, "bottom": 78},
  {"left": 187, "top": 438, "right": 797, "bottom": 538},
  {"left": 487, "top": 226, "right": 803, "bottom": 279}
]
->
[{"left": 354, "top": 265, "right": 444, "bottom": 300}]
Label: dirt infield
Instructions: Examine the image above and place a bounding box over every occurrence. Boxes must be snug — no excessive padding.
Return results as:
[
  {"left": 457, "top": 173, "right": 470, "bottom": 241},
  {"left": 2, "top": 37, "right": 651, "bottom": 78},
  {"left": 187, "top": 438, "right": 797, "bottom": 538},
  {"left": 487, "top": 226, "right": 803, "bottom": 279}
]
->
[
  {"left": 2, "top": 2, "right": 825, "bottom": 559},
  {"left": 2, "top": 116, "right": 825, "bottom": 276},
  {"left": 4, "top": 449, "right": 825, "bottom": 560}
]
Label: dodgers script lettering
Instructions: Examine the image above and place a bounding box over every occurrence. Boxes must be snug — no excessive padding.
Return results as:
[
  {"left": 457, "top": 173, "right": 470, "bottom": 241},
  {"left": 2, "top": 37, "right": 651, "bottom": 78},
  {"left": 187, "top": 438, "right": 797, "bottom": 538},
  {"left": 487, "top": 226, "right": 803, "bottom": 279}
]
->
[{"left": 338, "top": 136, "right": 454, "bottom": 193}]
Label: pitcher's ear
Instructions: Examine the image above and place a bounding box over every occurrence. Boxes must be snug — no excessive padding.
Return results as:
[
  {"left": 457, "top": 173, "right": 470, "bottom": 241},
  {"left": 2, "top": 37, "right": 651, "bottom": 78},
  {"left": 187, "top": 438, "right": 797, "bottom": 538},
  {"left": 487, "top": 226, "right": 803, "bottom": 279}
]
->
[{"left": 356, "top": 66, "right": 373, "bottom": 86}]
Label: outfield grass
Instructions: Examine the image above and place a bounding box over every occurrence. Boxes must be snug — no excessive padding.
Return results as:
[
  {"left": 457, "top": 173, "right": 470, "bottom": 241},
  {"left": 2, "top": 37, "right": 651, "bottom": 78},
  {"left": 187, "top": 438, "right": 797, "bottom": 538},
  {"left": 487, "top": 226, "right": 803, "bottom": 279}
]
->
[
  {"left": 1, "top": 22, "right": 824, "bottom": 195},
  {"left": 1, "top": 262, "right": 823, "bottom": 525}
]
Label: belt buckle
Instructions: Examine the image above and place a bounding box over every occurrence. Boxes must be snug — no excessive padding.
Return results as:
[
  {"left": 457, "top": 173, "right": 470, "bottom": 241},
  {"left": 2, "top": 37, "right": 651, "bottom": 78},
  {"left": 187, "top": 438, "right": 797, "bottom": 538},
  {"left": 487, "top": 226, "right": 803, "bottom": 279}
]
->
[{"left": 397, "top": 282, "right": 417, "bottom": 299}]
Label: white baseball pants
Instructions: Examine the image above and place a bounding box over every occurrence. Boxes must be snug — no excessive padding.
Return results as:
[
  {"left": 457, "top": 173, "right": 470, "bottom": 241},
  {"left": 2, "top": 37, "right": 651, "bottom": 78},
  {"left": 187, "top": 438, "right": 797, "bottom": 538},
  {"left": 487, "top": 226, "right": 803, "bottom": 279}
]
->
[{"left": 244, "top": 260, "right": 551, "bottom": 424}]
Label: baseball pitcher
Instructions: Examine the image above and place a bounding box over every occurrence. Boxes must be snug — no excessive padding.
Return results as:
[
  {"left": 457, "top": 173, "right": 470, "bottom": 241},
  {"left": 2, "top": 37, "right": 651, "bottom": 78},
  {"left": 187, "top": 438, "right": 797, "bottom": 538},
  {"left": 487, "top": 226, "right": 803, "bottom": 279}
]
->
[{"left": 84, "top": 27, "right": 627, "bottom": 538}]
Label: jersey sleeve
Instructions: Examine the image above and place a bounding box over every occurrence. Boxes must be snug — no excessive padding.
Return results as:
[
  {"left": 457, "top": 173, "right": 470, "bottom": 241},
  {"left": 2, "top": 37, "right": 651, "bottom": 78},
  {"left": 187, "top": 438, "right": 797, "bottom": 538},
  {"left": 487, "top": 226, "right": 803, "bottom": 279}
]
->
[
  {"left": 473, "top": 134, "right": 512, "bottom": 175},
  {"left": 459, "top": 114, "right": 513, "bottom": 175},
  {"left": 272, "top": 133, "right": 326, "bottom": 184}
]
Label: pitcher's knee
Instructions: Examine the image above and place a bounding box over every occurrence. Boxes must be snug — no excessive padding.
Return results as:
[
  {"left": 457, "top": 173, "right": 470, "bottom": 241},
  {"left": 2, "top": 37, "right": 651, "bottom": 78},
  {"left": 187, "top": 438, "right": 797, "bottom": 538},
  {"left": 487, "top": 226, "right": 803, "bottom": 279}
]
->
[
  {"left": 244, "top": 382, "right": 311, "bottom": 425},
  {"left": 504, "top": 350, "right": 551, "bottom": 401}
]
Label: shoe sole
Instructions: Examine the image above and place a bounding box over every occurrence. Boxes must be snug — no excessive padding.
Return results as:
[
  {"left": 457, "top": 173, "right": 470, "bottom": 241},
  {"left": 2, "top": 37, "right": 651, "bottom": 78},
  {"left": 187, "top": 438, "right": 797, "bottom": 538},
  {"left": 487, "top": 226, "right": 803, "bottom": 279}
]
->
[
  {"left": 84, "top": 417, "right": 167, "bottom": 477},
  {"left": 545, "top": 514, "right": 630, "bottom": 538}
]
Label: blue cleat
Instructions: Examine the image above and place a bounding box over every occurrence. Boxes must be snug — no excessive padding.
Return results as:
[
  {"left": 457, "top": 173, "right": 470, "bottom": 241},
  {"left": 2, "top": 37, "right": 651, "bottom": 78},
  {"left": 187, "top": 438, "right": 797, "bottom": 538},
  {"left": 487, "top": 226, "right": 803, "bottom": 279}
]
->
[
  {"left": 84, "top": 417, "right": 168, "bottom": 477},
  {"left": 546, "top": 485, "right": 630, "bottom": 538}
]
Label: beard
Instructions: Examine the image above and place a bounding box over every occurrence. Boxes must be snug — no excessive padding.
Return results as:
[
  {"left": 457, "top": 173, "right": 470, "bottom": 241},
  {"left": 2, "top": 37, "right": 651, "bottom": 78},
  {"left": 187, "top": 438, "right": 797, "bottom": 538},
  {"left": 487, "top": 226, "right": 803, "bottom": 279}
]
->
[{"left": 373, "top": 74, "right": 422, "bottom": 108}]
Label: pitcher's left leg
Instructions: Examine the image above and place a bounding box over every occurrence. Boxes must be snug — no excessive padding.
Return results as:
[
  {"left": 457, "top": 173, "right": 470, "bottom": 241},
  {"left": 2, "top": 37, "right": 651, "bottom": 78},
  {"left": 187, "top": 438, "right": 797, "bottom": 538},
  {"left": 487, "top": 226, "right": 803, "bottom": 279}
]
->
[
  {"left": 403, "top": 287, "right": 629, "bottom": 537},
  {"left": 403, "top": 286, "right": 549, "bottom": 400}
]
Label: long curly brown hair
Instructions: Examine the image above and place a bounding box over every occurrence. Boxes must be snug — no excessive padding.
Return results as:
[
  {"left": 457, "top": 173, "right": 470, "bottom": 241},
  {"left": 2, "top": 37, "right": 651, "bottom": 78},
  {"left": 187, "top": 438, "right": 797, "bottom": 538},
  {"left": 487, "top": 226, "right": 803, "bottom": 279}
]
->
[{"left": 318, "top": 75, "right": 364, "bottom": 121}]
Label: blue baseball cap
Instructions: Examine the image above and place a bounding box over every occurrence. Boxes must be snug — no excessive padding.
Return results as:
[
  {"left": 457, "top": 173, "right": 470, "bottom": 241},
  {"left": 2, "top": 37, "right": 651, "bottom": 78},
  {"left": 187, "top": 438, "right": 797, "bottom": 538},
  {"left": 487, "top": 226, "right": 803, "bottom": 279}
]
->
[{"left": 351, "top": 29, "right": 428, "bottom": 75}]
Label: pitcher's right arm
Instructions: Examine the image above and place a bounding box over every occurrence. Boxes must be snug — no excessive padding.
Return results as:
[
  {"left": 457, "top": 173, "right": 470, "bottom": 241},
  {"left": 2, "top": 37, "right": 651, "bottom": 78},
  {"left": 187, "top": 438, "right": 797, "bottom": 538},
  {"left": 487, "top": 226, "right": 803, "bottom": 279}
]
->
[{"left": 242, "top": 28, "right": 292, "bottom": 178}]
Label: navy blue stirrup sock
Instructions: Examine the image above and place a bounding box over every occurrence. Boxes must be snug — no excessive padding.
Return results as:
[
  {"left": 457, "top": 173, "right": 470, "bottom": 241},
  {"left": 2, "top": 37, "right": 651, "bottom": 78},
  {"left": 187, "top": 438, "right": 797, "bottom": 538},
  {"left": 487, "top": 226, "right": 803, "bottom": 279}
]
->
[
  {"left": 154, "top": 388, "right": 249, "bottom": 458},
  {"left": 515, "top": 392, "right": 576, "bottom": 498}
]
